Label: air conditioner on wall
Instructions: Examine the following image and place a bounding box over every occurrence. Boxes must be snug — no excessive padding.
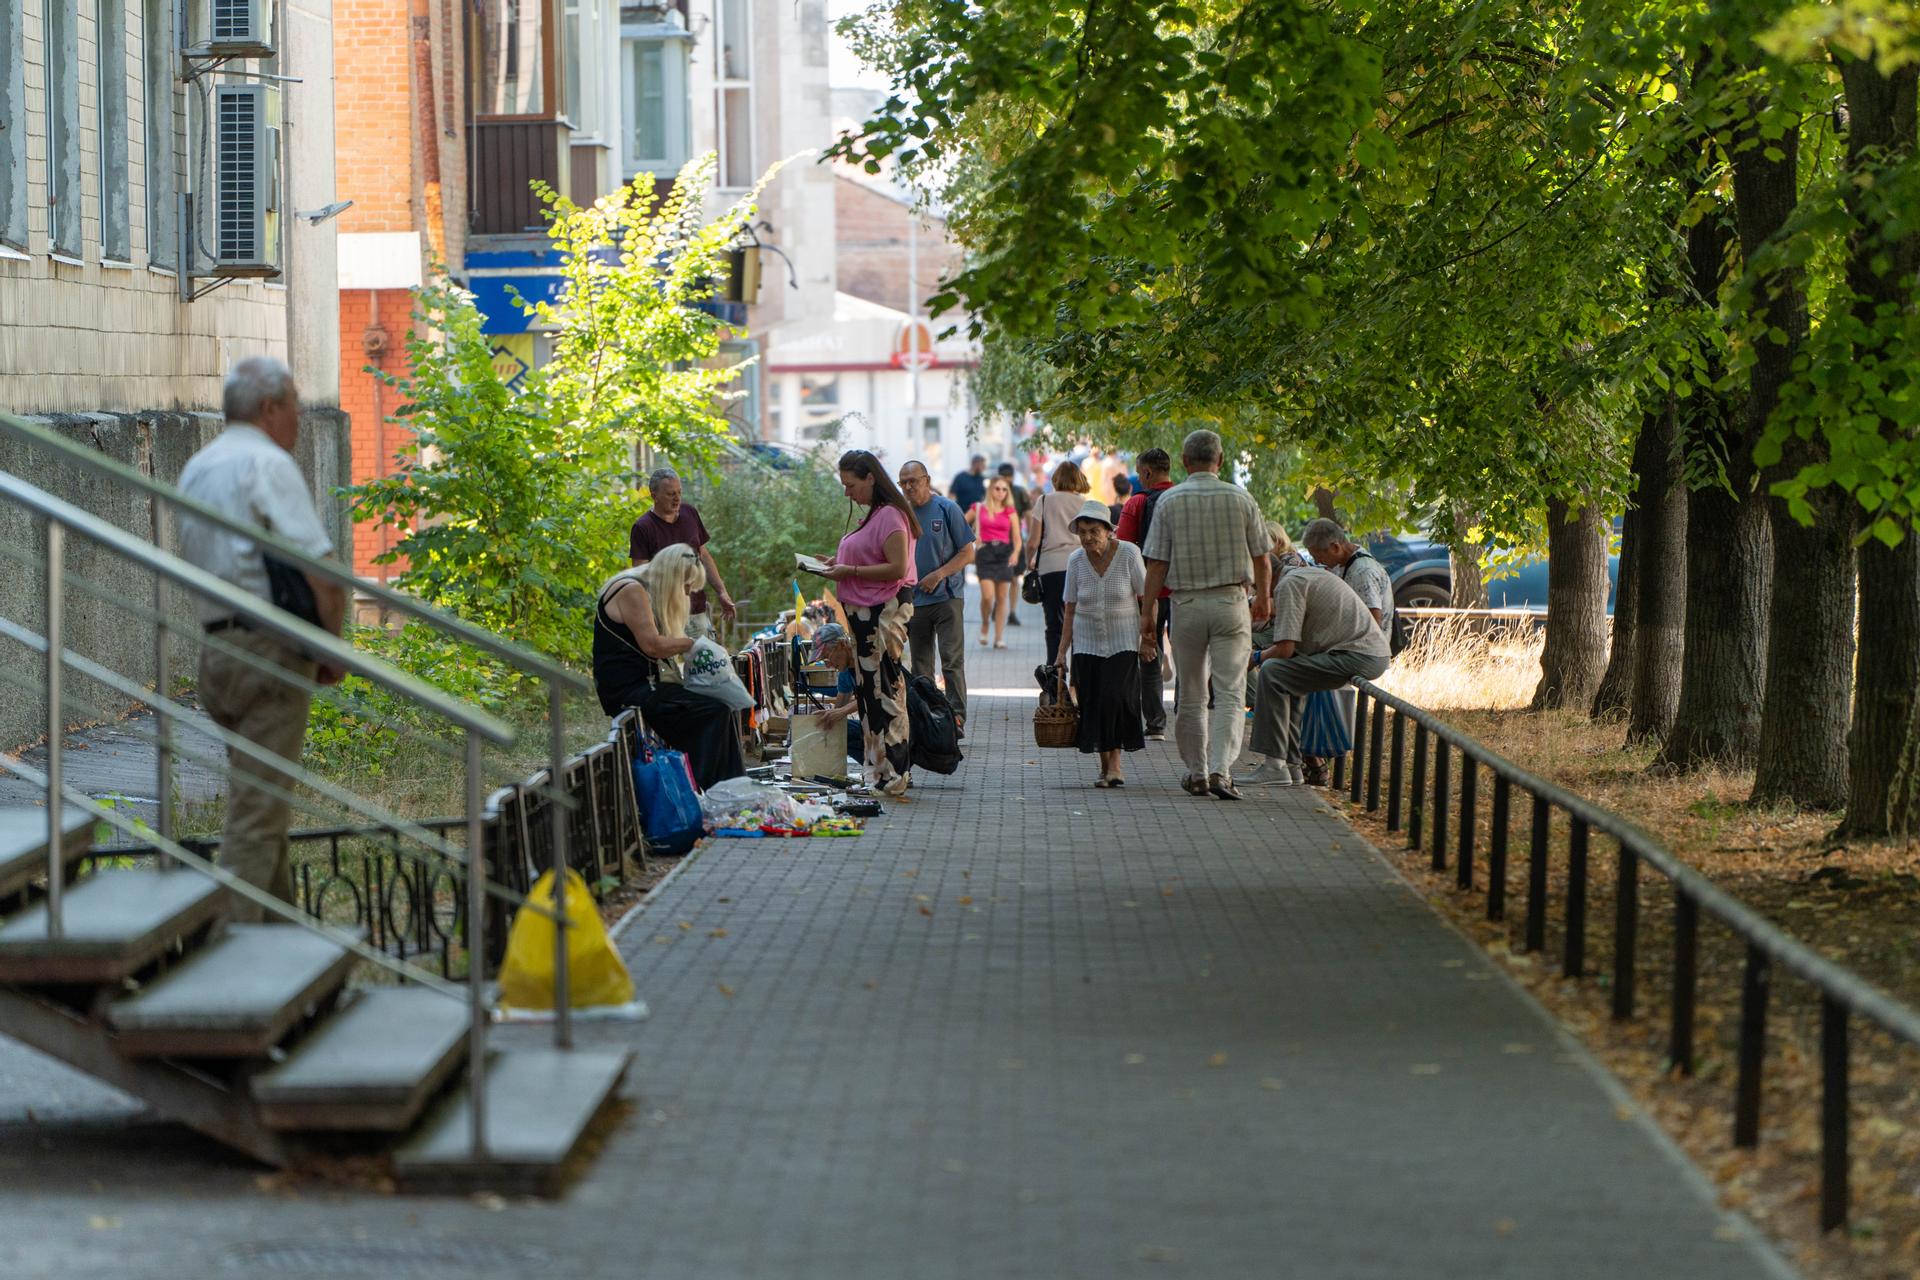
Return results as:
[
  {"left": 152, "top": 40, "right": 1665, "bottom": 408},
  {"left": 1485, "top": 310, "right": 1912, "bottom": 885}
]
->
[
  {"left": 206, "top": 83, "right": 282, "bottom": 277},
  {"left": 190, "top": 0, "right": 277, "bottom": 58}
]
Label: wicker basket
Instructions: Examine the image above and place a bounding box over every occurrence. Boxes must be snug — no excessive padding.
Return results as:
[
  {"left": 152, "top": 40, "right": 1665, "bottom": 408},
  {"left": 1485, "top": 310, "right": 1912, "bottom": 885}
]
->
[{"left": 1033, "top": 690, "right": 1079, "bottom": 749}]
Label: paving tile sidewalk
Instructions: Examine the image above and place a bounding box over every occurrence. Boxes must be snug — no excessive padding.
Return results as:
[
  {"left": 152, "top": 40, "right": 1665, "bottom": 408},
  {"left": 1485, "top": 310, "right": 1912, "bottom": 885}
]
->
[{"left": 0, "top": 584, "right": 1793, "bottom": 1279}]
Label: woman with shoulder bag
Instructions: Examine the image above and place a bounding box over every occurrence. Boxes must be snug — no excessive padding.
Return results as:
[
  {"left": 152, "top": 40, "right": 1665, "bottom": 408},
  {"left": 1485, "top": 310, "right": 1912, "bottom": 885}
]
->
[
  {"left": 1033, "top": 460, "right": 1092, "bottom": 666},
  {"left": 812, "top": 450, "right": 920, "bottom": 798},
  {"left": 967, "top": 475, "right": 1023, "bottom": 649}
]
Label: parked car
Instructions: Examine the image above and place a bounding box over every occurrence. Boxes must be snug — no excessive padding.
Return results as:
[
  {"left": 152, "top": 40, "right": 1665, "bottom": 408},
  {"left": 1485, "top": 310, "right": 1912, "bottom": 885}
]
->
[{"left": 1362, "top": 533, "right": 1619, "bottom": 614}]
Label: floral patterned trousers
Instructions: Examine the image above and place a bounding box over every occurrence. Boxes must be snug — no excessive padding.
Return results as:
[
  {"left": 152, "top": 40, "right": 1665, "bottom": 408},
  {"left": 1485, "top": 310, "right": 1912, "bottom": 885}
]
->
[{"left": 847, "top": 593, "right": 915, "bottom": 794}]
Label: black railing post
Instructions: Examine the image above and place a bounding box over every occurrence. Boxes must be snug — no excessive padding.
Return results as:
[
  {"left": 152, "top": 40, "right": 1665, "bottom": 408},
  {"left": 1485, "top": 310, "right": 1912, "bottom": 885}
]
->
[
  {"left": 1670, "top": 891, "right": 1698, "bottom": 1075},
  {"left": 1821, "top": 996, "right": 1850, "bottom": 1231},
  {"left": 1348, "top": 689, "right": 1366, "bottom": 804},
  {"left": 1366, "top": 697, "right": 1385, "bottom": 813},
  {"left": 1457, "top": 758, "right": 1477, "bottom": 891},
  {"left": 1332, "top": 747, "right": 1345, "bottom": 794},
  {"left": 1431, "top": 741, "right": 1450, "bottom": 871},
  {"left": 1612, "top": 843, "right": 1638, "bottom": 1020},
  {"left": 1487, "top": 775, "right": 1509, "bottom": 922},
  {"left": 1565, "top": 818, "right": 1589, "bottom": 978},
  {"left": 1525, "top": 796, "right": 1549, "bottom": 953},
  {"left": 1386, "top": 711, "right": 1406, "bottom": 832},
  {"left": 1409, "top": 724, "right": 1428, "bottom": 851},
  {"left": 1734, "top": 944, "right": 1770, "bottom": 1148}
]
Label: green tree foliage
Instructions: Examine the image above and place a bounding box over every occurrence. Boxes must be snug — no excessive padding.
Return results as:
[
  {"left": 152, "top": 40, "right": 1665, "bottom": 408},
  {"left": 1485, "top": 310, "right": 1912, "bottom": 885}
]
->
[{"left": 349, "top": 158, "right": 766, "bottom": 664}]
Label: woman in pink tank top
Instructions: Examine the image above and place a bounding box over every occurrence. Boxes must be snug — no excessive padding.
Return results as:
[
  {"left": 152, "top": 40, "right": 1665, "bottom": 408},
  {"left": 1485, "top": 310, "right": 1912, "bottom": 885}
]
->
[
  {"left": 816, "top": 450, "right": 921, "bottom": 796},
  {"left": 966, "top": 477, "right": 1023, "bottom": 647}
]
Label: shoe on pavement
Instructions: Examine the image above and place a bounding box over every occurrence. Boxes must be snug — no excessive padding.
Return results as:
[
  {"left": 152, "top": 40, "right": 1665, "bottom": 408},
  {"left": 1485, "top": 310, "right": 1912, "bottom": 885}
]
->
[
  {"left": 1008, "top": 614, "right": 1022, "bottom": 626},
  {"left": 1208, "top": 773, "right": 1243, "bottom": 801},
  {"left": 1146, "top": 732, "right": 1166, "bottom": 741},
  {"left": 1245, "top": 759, "right": 1294, "bottom": 786},
  {"left": 1181, "top": 774, "right": 1210, "bottom": 797},
  {"left": 1288, "top": 763, "right": 1305, "bottom": 785}
]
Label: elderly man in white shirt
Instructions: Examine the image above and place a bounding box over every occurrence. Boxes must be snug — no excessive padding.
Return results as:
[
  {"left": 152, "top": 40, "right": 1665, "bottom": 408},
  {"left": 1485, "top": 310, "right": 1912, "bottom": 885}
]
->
[{"left": 178, "top": 356, "right": 347, "bottom": 922}]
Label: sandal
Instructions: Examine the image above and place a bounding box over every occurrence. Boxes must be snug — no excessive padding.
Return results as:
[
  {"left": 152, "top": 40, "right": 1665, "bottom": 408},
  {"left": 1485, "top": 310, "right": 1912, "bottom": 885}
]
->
[
  {"left": 1181, "top": 774, "right": 1210, "bottom": 797},
  {"left": 993, "top": 641, "right": 1008, "bottom": 650},
  {"left": 1093, "top": 777, "right": 1113, "bottom": 789},
  {"left": 1108, "top": 777, "right": 1126, "bottom": 788}
]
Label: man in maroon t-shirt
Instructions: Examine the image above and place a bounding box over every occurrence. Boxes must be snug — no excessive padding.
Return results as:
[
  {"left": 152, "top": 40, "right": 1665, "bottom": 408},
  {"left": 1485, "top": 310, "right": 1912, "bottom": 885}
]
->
[
  {"left": 629, "top": 468, "right": 736, "bottom": 639},
  {"left": 1115, "top": 448, "right": 1175, "bottom": 738}
]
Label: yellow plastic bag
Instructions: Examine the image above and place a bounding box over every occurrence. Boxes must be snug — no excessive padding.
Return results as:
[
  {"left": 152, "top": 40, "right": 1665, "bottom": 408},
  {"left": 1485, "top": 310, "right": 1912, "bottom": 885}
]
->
[{"left": 497, "top": 869, "right": 636, "bottom": 1011}]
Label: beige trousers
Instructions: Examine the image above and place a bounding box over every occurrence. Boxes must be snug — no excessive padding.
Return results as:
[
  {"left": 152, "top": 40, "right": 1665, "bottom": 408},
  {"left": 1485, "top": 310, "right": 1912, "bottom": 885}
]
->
[
  {"left": 199, "top": 629, "right": 316, "bottom": 923},
  {"left": 1169, "top": 586, "right": 1252, "bottom": 782}
]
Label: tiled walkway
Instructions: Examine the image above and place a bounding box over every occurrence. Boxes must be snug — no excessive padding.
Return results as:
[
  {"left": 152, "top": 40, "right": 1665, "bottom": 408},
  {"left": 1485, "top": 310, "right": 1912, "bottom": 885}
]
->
[{"left": 0, "top": 587, "right": 1792, "bottom": 1279}]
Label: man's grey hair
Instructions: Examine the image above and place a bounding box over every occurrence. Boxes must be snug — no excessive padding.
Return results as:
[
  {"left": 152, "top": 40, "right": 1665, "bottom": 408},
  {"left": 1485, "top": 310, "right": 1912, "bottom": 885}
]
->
[
  {"left": 647, "top": 467, "right": 681, "bottom": 493},
  {"left": 1301, "top": 517, "right": 1350, "bottom": 551},
  {"left": 1180, "top": 429, "right": 1223, "bottom": 467},
  {"left": 223, "top": 355, "right": 297, "bottom": 424},
  {"left": 899, "top": 459, "right": 930, "bottom": 478}
]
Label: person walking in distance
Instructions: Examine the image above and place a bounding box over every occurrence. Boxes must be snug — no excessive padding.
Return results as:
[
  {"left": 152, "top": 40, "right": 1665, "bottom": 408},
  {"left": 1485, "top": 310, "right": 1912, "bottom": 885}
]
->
[
  {"left": 996, "top": 463, "right": 1030, "bottom": 626},
  {"left": 1108, "top": 474, "right": 1133, "bottom": 526},
  {"left": 1115, "top": 448, "right": 1176, "bottom": 738},
  {"left": 817, "top": 451, "right": 920, "bottom": 797},
  {"left": 1138, "top": 430, "right": 1272, "bottom": 800},
  {"left": 629, "top": 467, "right": 737, "bottom": 640},
  {"left": 967, "top": 474, "right": 1023, "bottom": 648},
  {"left": 178, "top": 356, "right": 347, "bottom": 922},
  {"left": 1055, "top": 500, "right": 1148, "bottom": 787},
  {"left": 899, "top": 460, "right": 975, "bottom": 735},
  {"left": 950, "top": 454, "right": 990, "bottom": 512},
  {"left": 1034, "top": 460, "right": 1093, "bottom": 668}
]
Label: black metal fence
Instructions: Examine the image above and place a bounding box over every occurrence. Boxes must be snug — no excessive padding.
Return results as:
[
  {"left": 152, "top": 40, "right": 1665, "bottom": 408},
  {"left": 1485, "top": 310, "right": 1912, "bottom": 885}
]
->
[{"left": 1344, "top": 678, "right": 1920, "bottom": 1231}]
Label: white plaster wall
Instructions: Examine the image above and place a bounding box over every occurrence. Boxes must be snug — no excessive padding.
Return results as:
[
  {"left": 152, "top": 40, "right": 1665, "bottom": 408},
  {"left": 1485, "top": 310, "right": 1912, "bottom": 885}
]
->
[{"left": 283, "top": 0, "right": 341, "bottom": 406}]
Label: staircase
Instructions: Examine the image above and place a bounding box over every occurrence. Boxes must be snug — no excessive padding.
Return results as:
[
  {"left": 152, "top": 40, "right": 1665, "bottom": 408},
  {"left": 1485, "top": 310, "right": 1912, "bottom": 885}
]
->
[
  {"left": 0, "top": 810, "right": 628, "bottom": 1194},
  {"left": 0, "top": 413, "right": 627, "bottom": 1194}
]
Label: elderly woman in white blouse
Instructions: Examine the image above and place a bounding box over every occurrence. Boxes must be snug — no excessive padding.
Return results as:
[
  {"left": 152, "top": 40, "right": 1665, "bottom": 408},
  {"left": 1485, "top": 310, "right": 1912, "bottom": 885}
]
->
[{"left": 1054, "top": 498, "right": 1149, "bottom": 787}]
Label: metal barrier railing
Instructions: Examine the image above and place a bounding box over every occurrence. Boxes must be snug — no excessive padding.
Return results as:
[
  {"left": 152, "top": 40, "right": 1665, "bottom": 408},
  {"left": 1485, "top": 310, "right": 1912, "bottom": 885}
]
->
[
  {"left": 1342, "top": 677, "right": 1920, "bottom": 1231},
  {"left": 0, "top": 410, "right": 592, "bottom": 1051}
]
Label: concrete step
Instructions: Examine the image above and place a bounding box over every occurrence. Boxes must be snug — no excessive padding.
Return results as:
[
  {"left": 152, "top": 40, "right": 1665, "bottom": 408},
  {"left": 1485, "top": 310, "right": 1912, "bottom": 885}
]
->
[
  {"left": 394, "top": 1047, "right": 632, "bottom": 1196},
  {"left": 106, "top": 925, "right": 366, "bottom": 1058},
  {"left": 0, "top": 806, "right": 95, "bottom": 900},
  {"left": 252, "top": 987, "right": 470, "bottom": 1131},
  {"left": 0, "top": 869, "right": 224, "bottom": 983}
]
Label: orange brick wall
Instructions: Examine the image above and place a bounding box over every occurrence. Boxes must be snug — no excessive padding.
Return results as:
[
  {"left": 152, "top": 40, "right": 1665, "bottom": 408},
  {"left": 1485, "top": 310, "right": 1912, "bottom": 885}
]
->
[
  {"left": 339, "top": 288, "right": 417, "bottom": 579},
  {"left": 333, "top": 0, "right": 417, "bottom": 233},
  {"left": 835, "top": 177, "right": 967, "bottom": 312}
]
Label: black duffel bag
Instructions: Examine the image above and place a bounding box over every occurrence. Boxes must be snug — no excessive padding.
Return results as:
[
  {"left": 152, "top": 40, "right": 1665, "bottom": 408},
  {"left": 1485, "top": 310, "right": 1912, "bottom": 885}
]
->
[{"left": 906, "top": 674, "right": 964, "bottom": 775}]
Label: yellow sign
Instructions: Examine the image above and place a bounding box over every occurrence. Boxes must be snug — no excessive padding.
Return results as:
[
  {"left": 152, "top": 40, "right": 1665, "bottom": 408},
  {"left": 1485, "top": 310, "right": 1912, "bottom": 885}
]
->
[{"left": 489, "top": 335, "right": 534, "bottom": 387}]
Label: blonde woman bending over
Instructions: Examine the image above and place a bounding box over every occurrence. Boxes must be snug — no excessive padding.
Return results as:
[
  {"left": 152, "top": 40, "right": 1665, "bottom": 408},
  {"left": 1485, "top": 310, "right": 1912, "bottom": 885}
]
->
[{"left": 592, "top": 544, "right": 744, "bottom": 789}]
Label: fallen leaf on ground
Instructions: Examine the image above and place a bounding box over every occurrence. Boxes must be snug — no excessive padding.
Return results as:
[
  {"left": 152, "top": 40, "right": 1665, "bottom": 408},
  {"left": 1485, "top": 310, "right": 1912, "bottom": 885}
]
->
[
  {"left": 1411, "top": 1063, "right": 1442, "bottom": 1075},
  {"left": 1259, "top": 1077, "right": 1284, "bottom": 1091},
  {"left": 708, "top": 928, "right": 728, "bottom": 938},
  {"left": 918, "top": 905, "right": 933, "bottom": 917},
  {"left": 717, "top": 983, "right": 735, "bottom": 998},
  {"left": 1207, "top": 1052, "right": 1229, "bottom": 1068}
]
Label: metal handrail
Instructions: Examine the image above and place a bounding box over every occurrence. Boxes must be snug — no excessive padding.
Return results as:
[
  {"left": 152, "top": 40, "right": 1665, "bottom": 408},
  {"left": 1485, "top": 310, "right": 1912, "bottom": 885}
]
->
[
  {"left": 2, "top": 411, "right": 578, "bottom": 1050},
  {"left": 1344, "top": 676, "right": 1919, "bottom": 1230},
  {"left": 0, "top": 469, "right": 513, "bottom": 745},
  {"left": 0, "top": 411, "right": 588, "bottom": 692}
]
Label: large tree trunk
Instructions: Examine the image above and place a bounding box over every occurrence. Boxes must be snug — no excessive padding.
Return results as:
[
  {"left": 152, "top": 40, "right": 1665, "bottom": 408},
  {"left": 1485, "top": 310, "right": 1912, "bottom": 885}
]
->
[
  {"left": 1531, "top": 498, "right": 1610, "bottom": 711},
  {"left": 1735, "top": 103, "right": 1855, "bottom": 808},
  {"left": 1655, "top": 169, "right": 1772, "bottom": 770},
  {"left": 1836, "top": 56, "right": 1920, "bottom": 837},
  {"left": 1448, "top": 504, "right": 1488, "bottom": 610},
  {"left": 1593, "top": 413, "right": 1653, "bottom": 720},
  {"left": 1627, "top": 395, "right": 1688, "bottom": 744}
]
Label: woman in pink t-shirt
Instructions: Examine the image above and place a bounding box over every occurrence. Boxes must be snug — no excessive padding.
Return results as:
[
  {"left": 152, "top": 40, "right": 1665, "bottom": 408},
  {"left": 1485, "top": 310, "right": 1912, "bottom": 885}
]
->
[{"left": 818, "top": 450, "right": 921, "bottom": 796}]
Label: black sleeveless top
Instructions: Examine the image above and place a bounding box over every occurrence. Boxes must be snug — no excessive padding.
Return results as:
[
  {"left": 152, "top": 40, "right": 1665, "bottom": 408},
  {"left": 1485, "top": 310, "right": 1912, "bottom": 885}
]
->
[{"left": 592, "top": 582, "right": 660, "bottom": 715}]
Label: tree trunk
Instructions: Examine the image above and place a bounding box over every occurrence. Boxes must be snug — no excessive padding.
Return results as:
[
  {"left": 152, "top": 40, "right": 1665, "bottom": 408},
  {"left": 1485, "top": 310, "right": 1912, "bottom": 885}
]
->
[
  {"left": 1844, "top": 537, "right": 1920, "bottom": 837},
  {"left": 1735, "top": 107, "right": 1854, "bottom": 809},
  {"left": 1835, "top": 56, "right": 1920, "bottom": 837},
  {"left": 1627, "top": 395, "right": 1688, "bottom": 744},
  {"left": 1655, "top": 160, "right": 1772, "bottom": 770},
  {"left": 1592, "top": 413, "right": 1653, "bottom": 720},
  {"left": 1448, "top": 504, "right": 1488, "bottom": 609},
  {"left": 1531, "top": 498, "right": 1610, "bottom": 711}
]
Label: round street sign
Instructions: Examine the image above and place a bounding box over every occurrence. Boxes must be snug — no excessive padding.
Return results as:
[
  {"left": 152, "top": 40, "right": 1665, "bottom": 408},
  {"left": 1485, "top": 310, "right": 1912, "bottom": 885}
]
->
[{"left": 892, "top": 318, "right": 937, "bottom": 372}]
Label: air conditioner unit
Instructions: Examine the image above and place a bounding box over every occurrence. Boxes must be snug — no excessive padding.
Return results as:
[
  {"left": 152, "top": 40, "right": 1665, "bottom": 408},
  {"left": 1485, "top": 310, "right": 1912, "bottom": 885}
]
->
[
  {"left": 208, "top": 83, "right": 282, "bottom": 277},
  {"left": 191, "top": 0, "right": 276, "bottom": 58}
]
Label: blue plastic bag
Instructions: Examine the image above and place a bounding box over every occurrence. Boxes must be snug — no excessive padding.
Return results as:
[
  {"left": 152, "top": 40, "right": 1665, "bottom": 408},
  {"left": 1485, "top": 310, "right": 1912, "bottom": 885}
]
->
[
  {"left": 633, "top": 739, "right": 704, "bottom": 856},
  {"left": 1300, "top": 689, "right": 1355, "bottom": 757}
]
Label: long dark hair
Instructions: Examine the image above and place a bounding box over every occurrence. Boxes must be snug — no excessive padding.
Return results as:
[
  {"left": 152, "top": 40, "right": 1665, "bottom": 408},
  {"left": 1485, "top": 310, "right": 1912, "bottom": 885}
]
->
[{"left": 838, "top": 450, "right": 922, "bottom": 539}]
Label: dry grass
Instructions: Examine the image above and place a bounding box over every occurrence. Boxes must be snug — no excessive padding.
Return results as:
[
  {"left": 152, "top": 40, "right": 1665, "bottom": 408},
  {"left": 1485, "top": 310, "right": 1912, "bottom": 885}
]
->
[{"left": 1346, "top": 625, "right": 1920, "bottom": 1279}]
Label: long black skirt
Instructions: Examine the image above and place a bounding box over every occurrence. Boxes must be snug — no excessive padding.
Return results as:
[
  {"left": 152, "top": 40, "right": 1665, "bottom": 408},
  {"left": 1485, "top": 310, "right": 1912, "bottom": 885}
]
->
[
  {"left": 627, "top": 683, "right": 745, "bottom": 791},
  {"left": 1071, "top": 651, "right": 1146, "bottom": 754}
]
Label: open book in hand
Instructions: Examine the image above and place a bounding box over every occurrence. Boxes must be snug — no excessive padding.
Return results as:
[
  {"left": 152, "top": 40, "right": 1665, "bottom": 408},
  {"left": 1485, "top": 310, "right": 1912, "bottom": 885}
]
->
[{"left": 795, "top": 553, "right": 833, "bottom": 578}]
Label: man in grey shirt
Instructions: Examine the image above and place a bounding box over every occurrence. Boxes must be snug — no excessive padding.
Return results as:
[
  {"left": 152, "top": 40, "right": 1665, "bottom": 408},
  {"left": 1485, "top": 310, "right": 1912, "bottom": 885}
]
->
[
  {"left": 1302, "top": 518, "right": 1393, "bottom": 635},
  {"left": 1243, "top": 562, "right": 1391, "bottom": 786}
]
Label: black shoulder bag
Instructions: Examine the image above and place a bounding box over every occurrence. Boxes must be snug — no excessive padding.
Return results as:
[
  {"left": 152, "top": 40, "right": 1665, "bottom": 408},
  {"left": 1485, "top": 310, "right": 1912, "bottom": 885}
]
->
[{"left": 1021, "top": 501, "right": 1046, "bottom": 605}]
